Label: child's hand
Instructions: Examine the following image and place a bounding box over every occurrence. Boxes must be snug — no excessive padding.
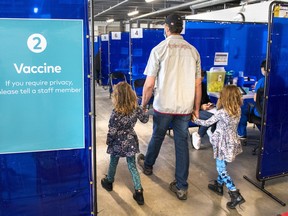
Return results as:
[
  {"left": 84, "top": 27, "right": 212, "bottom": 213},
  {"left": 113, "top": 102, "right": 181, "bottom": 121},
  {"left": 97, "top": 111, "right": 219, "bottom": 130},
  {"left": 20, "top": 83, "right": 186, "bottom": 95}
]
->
[
  {"left": 191, "top": 113, "right": 197, "bottom": 121},
  {"left": 202, "top": 103, "right": 214, "bottom": 110}
]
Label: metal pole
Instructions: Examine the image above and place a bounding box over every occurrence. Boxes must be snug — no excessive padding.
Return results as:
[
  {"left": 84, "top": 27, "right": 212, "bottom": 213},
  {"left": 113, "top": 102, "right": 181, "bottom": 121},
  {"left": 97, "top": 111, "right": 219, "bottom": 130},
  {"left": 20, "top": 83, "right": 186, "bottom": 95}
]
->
[
  {"left": 129, "top": 21, "right": 132, "bottom": 85},
  {"left": 90, "top": 0, "right": 97, "bottom": 215}
]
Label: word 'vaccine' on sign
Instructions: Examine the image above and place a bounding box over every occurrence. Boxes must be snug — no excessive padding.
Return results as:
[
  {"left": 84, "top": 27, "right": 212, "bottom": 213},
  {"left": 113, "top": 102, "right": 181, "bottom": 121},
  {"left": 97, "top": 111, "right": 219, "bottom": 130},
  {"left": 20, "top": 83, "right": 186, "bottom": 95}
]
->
[{"left": 14, "top": 63, "right": 62, "bottom": 74}]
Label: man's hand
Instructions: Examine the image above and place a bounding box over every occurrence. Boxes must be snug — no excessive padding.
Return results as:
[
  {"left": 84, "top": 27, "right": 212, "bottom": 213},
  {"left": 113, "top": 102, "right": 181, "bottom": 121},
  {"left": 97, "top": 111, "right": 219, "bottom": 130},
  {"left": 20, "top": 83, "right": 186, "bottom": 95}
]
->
[{"left": 193, "top": 110, "right": 200, "bottom": 119}]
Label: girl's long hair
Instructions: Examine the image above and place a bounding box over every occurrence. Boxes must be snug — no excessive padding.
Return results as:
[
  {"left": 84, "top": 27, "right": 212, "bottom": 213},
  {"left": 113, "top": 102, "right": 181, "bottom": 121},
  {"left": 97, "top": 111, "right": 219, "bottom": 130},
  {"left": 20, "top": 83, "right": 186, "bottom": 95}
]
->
[
  {"left": 112, "top": 82, "right": 138, "bottom": 115},
  {"left": 217, "top": 85, "right": 242, "bottom": 117}
]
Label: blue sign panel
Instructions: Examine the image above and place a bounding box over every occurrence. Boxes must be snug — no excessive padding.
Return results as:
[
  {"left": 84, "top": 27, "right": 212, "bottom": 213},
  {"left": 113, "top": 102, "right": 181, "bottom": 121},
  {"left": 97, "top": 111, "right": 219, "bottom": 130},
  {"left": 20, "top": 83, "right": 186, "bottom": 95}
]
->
[
  {"left": 258, "top": 17, "right": 288, "bottom": 179},
  {"left": 0, "top": 19, "right": 84, "bottom": 153}
]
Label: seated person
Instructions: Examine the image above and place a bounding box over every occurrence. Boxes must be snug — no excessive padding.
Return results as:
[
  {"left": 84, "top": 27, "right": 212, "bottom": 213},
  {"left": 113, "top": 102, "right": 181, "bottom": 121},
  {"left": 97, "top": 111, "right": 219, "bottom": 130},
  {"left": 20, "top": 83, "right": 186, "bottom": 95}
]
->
[
  {"left": 237, "top": 60, "right": 266, "bottom": 138},
  {"left": 192, "top": 70, "right": 216, "bottom": 150}
]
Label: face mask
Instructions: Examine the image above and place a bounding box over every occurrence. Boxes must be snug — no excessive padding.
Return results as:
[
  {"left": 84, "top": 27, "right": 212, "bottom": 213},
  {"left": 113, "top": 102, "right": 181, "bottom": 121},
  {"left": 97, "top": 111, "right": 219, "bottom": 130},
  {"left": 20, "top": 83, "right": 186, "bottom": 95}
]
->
[{"left": 163, "top": 29, "right": 167, "bottom": 39}]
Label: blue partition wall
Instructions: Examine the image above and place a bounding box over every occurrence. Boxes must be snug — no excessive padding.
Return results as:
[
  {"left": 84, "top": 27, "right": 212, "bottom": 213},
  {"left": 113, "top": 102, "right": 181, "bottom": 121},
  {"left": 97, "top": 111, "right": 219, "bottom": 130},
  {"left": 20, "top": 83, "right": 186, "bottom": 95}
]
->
[
  {"left": 257, "top": 16, "right": 288, "bottom": 180},
  {"left": 94, "top": 36, "right": 100, "bottom": 55},
  {"left": 109, "top": 32, "right": 130, "bottom": 81},
  {"left": 100, "top": 36, "right": 109, "bottom": 85},
  {"left": 185, "top": 21, "right": 268, "bottom": 79},
  {"left": 130, "top": 29, "right": 164, "bottom": 80},
  {"left": 127, "top": 23, "right": 268, "bottom": 83},
  {"left": 0, "top": 1, "right": 92, "bottom": 215}
]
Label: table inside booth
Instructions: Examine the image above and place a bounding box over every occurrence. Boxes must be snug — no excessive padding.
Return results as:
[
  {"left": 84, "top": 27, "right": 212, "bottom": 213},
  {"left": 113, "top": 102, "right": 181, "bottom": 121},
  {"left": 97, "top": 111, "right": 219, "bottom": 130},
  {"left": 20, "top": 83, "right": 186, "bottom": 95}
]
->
[{"left": 208, "top": 90, "right": 254, "bottom": 100}]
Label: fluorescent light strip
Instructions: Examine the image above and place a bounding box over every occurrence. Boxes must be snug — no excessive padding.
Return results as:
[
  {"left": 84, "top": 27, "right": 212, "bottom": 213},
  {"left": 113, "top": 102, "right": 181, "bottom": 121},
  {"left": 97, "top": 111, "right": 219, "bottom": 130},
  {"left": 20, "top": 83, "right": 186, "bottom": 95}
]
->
[
  {"left": 106, "top": 18, "right": 114, "bottom": 23},
  {"left": 128, "top": 10, "right": 139, "bottom": 16},
  {"left": 145, "top": 0, "right": 154, "bottom": 2}
]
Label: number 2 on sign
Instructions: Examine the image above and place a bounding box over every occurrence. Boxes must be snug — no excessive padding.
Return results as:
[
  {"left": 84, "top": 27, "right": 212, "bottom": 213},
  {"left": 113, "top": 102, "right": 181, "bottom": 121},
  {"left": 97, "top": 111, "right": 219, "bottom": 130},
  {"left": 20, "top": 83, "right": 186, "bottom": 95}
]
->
[{"left": 27, "top": 33, "right": 47, "bottom": 53}]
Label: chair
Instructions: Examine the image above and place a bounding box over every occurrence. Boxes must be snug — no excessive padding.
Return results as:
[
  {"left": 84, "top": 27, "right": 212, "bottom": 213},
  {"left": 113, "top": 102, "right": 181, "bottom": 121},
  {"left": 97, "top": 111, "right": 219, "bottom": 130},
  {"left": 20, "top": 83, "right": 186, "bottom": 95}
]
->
[
  {"left": 245, "top": 88, "right": 264, "bottom": 155},
  {"left": 132, "top": 78, "right": 154, "bottom": 109},
  {"left": 132, "top": 78, "right": 145, "bottom": 104},
  {"left": 109, "top": 72, "right": 127, "bottom": 98}
]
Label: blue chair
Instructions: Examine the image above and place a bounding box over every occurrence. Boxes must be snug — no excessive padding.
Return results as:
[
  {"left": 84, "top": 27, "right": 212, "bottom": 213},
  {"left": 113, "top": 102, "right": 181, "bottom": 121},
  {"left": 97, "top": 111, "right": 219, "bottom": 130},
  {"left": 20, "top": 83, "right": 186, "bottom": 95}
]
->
[
  {"left": 246, "top": 88, "right": 264, "bottom": 155},
  {"left": 132, "top": 78, "right": 154, "bottom": 109},
  {"left": 108, "top": 72, "right": 127, "bottom": 98}
]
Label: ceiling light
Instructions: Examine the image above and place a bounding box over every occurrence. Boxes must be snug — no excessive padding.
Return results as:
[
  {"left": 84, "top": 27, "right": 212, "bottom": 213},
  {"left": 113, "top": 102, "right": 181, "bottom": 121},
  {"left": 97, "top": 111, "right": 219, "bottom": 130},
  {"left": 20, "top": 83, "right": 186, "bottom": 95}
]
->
[
  {"left": 145, "top": 0, "right": 154, "bottom": 2},
  {"left": 128, "top": 10, "right": 139, "bottom": 16},
  {"left": 33, "top": 7, "right": 38, "bottom": 13},
  {"left": 106, "top": 18, "right": 114, "bottom": 23}
]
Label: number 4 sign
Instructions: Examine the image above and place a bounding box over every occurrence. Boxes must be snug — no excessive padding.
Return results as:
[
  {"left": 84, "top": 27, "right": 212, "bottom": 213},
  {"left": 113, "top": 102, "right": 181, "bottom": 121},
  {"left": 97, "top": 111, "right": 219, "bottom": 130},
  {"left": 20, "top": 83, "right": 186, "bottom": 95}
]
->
[{"left": 131, "top": 28, "right": 143, "bottom": 39}]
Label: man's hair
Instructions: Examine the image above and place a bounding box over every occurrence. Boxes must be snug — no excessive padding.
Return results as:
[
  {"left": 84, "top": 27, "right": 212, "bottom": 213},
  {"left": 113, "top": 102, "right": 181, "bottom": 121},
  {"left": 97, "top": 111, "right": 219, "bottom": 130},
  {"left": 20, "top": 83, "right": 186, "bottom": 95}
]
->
[{"left": 169, "top": 25, "right": 183, "bottom": 34}]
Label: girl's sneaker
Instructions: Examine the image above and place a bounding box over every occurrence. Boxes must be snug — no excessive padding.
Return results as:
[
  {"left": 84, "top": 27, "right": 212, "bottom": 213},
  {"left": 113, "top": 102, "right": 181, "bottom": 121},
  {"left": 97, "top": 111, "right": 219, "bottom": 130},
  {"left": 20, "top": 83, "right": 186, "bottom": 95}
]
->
[
  {"left": 227, "top": 189, "right": 245, "bottom": 209},
  {"left": 101, "top": 176, "right": 113, "bottom": 191},
  {"left": 133, "top": 189, "right": 144, "bottom": 205},
  {"left": 192, "top": 132, "right": 201, "bottom": 150},
  {"left": 208, "top": 180, "right": 223, "bottom": 196}
]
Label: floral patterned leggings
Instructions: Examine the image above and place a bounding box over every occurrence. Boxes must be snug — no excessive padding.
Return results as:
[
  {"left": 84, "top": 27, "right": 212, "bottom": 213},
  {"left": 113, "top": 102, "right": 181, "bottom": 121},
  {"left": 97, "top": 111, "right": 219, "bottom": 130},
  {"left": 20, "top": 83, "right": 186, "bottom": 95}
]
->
[
  {"left": 216, "top": 158, "right": 237, "bottom": 191},
  {"left": 107, "top": 155, "right": 142, "bottom": 190}
]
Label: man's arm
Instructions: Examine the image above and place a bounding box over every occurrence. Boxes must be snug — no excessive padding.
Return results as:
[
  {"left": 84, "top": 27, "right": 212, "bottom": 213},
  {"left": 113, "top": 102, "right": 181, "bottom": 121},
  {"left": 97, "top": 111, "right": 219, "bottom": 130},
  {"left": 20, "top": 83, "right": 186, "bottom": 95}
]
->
[
  {"left": 141, "top": 76, "right": 155, "bottom": 109},
  {"left": 193, "top": 77, "right": 202, "bottom": 118}
]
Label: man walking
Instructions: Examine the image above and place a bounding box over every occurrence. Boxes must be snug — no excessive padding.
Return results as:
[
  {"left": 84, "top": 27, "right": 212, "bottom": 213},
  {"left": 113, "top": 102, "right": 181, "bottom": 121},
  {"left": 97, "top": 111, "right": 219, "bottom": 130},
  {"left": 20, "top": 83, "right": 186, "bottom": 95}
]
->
[{"left": 137, "top": 14, "right": 202, "bottom": 200}]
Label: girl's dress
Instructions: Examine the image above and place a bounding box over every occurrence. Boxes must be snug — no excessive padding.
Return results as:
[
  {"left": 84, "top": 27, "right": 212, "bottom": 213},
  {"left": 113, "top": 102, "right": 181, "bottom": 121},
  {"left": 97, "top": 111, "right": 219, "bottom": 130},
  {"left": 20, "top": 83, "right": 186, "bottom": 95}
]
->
[
  {"left": 194, "top": 109, "right": 242, "bottom": 162},
  {"left": 106, "top": 106, "right": 149, "bottom": 157}
]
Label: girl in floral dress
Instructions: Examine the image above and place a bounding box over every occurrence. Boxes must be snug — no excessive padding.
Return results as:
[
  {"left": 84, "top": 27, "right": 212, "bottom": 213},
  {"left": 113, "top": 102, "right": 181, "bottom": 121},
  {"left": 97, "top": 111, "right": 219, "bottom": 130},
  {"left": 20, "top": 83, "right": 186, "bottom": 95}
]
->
[
  {"left": 192, "top": 85, "right": 245, "bottom": 209},
  {"left": 101, "top": 82, "right": 149, "bottom": 205}
]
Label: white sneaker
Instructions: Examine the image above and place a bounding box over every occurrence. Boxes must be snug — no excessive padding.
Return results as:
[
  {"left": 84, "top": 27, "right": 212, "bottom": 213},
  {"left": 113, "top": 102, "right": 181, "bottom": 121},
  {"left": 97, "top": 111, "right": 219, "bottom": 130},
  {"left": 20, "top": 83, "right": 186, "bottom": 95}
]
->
[
  {"left": 206, "top": 128, "right": 213, "bottom": 144},
  {"left": 192, "top": 132, "right": 201, "bottom": 150}
]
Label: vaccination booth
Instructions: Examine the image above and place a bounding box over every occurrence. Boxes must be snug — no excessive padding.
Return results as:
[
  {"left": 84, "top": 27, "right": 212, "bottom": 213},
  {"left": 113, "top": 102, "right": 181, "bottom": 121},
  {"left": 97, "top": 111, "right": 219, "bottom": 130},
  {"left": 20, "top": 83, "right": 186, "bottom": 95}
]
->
[
  {"left": 100, "top": 34, "right": 109, "bottom": 85},
  {"left": 244, "top": 1, "right": 288, "bottom": 206},
  {"left": 109, "top": 31, "right": 130, "bottom": 79}
]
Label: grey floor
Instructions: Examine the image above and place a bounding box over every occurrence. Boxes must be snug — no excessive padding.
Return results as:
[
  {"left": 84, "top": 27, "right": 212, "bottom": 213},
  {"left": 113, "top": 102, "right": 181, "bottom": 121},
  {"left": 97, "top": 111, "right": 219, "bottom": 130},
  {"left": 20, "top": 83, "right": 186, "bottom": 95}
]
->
[{"left": 95, "top": 85, "right": 288, "bottom": 216}]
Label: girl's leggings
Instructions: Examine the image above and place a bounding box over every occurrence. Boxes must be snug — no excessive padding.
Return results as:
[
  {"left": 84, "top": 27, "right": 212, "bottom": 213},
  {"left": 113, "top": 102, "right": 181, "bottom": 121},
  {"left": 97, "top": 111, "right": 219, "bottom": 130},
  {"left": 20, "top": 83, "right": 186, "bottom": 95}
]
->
[
  {"left": 216, "top": 158, "right": 236, "bottom": 191},
  {"left": 107, "top": 155, "right": 142, "bottom": 190}
]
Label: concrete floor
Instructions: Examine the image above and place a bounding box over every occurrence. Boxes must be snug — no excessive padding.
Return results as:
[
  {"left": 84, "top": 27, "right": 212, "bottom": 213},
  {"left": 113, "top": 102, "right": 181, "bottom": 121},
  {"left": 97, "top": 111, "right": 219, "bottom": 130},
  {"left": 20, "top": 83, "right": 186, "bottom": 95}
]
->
[{"left": 95, "top": 85, "right": 288, "bottom": 216}]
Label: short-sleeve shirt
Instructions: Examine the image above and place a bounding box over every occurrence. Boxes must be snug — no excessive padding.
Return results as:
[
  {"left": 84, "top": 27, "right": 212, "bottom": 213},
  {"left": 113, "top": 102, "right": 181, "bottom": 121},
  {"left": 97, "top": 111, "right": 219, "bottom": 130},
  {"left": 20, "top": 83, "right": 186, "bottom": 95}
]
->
[{"left": 144, "top": 35, "right": 201, "bottom": 115}]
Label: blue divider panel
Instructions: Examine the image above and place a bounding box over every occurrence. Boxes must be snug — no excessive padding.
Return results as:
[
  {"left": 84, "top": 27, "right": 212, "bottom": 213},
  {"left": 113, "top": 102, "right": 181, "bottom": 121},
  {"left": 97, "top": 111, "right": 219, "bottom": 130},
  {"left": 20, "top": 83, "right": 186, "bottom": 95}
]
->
[
  {"left": 257, "top": 16, "right": 288, "bottom": 180},
  {"left": 100, "top": 35, "right": 109, "bottom": 85},
  {"left": 109, "top": 32, "right": 130, "bottom": 82},
  {"left": 0, "top": 1, "right": 92, "bottom": 215},
  {"left": 128, "top": 23, "right": 268, "bottom": 82},
  {"left": 130, "top": 29, "right": 164, "bottom": 80},
  {"left": 185, "top": 21, "right": 268, "bottom": 80},
  {"left": 94, "top": 36, "right": 100, "bottom": 55}
]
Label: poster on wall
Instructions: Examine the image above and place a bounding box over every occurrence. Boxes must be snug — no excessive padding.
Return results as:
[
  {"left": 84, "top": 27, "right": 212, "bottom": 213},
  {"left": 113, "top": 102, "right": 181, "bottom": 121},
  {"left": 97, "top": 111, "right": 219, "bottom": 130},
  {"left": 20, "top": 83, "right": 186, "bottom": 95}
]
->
[
  {"left": 214, "top": 52, "right": 229, "bottom": 65},
  {"left": 0, "top": 19, "right": 84, "bottom": 154}
]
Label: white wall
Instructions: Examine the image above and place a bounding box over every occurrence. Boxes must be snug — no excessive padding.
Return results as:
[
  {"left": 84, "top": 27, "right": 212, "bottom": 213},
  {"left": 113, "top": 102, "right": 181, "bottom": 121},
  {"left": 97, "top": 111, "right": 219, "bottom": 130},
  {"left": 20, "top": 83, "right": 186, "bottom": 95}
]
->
[{"left": 186, "top": 1, "right": 274, "bottom": 23}]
